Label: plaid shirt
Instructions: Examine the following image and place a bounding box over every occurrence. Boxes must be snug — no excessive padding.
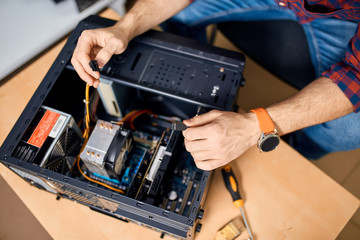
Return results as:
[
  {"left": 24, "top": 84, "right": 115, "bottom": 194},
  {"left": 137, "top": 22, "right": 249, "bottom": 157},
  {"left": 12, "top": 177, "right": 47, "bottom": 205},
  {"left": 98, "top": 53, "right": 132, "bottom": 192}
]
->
[{"left": 274, "top": 0, "right": 360, "bottom": 112}]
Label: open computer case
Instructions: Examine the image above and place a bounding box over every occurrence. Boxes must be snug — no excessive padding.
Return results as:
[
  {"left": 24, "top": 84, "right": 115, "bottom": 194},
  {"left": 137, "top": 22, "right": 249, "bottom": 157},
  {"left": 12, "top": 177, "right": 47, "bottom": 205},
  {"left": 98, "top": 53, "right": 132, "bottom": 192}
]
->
[{"left": 0, "top": 16, "right": 245, "bottom": 239}]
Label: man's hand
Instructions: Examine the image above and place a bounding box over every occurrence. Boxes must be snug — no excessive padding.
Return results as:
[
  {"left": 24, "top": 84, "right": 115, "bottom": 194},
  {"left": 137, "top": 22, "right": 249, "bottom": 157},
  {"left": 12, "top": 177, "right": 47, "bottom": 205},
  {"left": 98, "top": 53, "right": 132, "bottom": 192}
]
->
[
  {"left": 182, "top": 110, "right": 259, "bottom": 170},
  {"left": 71, "top": 0, "right": 189, "bottom": 87},
  {"left": 71, "top": 25, "right": 130, "bottom": 88}
]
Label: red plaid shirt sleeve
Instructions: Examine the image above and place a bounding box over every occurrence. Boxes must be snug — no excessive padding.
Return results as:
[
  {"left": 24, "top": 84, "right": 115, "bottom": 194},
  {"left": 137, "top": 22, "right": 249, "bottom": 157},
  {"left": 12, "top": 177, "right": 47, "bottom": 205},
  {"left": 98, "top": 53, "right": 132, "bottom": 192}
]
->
[{"left": 323, "top": 24, "right": 360, "bottom": 112}]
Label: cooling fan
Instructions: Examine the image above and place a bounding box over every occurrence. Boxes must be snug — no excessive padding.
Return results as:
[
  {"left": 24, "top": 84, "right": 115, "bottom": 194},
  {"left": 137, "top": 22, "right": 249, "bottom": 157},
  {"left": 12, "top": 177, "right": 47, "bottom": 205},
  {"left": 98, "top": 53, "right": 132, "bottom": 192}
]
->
[{"left": 44, "top": 127, "right": 82, "bottom": 173}]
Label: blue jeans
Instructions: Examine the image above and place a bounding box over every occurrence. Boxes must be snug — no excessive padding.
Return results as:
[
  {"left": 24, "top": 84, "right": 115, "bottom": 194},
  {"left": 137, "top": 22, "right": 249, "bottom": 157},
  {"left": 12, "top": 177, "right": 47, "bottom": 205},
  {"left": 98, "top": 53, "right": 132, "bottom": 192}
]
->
[{"left": 162, "top": 0, "right": 360, "bottom": 159}]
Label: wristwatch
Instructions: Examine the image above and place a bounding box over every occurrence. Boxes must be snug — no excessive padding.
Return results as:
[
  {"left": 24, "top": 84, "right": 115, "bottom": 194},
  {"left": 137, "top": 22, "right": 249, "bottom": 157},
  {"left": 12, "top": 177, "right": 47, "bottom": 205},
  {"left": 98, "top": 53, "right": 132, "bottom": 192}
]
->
[{"left": 250, "top": 108, "right": 280, "bottom": 152}]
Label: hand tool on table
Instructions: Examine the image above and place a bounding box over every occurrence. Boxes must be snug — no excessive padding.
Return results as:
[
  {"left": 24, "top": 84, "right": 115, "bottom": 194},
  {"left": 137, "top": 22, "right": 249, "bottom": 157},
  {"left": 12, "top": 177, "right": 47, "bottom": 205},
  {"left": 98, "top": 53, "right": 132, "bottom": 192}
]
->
[
  {"left": 216, "top": 216, "right": 247, "bottom": 240},
  {"left": 221, "top": 165, "right": 254, "bottom": 240}
]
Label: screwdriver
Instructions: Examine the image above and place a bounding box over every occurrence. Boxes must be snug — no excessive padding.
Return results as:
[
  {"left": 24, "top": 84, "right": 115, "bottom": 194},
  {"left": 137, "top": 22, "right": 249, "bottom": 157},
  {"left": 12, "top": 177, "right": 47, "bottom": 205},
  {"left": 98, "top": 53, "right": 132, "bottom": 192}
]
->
[{"left": 221, "top": 165, "right": 254, "bottom": 240}]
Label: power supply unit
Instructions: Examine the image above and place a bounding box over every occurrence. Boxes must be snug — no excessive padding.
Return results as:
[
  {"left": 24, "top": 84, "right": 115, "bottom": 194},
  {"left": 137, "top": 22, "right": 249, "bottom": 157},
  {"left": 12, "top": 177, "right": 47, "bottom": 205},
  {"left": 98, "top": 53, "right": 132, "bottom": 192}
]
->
[{"left": 0, "top": 16, "right": 245, "bottom": 239}]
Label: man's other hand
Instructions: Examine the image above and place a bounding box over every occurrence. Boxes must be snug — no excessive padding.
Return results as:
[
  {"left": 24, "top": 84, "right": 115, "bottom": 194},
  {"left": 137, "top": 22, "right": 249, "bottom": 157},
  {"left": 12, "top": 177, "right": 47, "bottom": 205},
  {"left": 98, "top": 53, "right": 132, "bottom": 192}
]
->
[
  {"left": 71, "top": 25, "right": 130, "bottom": 88},
  {"left": 182, "top": 110, "right": 260, "bottom": 170}
]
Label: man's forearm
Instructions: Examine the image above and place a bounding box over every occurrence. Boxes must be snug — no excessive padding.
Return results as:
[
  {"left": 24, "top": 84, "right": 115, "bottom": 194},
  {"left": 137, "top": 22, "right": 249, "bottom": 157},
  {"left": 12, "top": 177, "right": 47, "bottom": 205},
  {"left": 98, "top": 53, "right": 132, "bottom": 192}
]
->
[
  {"left": 266, "top": 77, "right": 354, "bottom": 135},
  {"left": 181, "top": 77, "right": 354, "bottom": 170},
  {"left": 115, "top": 0, "right": 190, "bottom": 41}
]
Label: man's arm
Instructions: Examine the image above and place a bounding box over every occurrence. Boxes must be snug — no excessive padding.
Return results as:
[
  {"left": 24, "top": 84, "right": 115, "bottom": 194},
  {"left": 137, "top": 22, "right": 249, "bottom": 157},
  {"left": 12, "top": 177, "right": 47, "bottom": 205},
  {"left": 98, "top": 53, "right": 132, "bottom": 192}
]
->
[
  {"left": 184, "top": 24, "right": 360, "bottom": 170},
  {"left": 182, "top": 77, "right": 354, "bottom": 170},
  {"left": 267, "top": 76, "right": 353, "bottom": 135},
  {"left": 71, "top": 0, "right": 189, "bottom": 87}
]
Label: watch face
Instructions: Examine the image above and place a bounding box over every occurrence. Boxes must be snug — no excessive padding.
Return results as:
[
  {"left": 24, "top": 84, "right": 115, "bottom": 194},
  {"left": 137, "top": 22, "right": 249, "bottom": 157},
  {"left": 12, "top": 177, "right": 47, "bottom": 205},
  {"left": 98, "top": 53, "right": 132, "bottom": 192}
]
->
[{"left": 260, "top": 134, "right": 280, "bottom": 152}]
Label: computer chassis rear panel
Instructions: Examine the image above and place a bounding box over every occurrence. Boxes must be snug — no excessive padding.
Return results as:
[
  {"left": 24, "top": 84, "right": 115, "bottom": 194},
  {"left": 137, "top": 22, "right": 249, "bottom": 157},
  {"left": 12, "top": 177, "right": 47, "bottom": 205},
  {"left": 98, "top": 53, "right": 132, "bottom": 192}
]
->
[{"left": 0, "top": 16, "right": 245, "bottom": 239}]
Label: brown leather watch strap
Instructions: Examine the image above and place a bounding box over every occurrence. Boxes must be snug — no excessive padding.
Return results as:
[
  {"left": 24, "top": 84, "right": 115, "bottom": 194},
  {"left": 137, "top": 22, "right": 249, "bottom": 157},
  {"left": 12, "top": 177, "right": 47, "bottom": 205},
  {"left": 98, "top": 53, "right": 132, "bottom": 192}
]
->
[{"left": 250, "top": 108, "right": 275, "bottom": 134}]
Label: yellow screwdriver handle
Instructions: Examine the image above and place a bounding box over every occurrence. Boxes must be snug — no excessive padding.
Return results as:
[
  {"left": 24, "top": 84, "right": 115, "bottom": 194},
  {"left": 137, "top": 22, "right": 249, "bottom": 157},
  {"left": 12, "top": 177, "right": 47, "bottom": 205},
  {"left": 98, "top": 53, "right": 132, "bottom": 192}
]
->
[{"left": 221, "top": 165, "right": 244, "bottom": 208}]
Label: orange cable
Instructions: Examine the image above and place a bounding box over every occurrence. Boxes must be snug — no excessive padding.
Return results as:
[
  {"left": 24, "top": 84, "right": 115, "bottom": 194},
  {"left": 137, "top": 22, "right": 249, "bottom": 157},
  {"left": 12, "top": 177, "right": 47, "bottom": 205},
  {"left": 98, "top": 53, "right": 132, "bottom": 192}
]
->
[
  {"left": 77, "top": 157, "right": 124, "bottom": 194},
  {"left": 115, "top": 110, "right": 138, "bottom": 126},
  {"left": 129, "top": 109, "right": 152, "bottom": 130}
]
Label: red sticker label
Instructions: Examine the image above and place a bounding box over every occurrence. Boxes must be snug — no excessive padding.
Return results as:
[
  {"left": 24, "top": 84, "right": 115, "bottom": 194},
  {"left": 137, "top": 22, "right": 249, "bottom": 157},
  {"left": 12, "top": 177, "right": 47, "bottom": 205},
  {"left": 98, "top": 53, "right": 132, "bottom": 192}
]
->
[{"left": 28, "top": 110, "right": 60, "bottom": 148}]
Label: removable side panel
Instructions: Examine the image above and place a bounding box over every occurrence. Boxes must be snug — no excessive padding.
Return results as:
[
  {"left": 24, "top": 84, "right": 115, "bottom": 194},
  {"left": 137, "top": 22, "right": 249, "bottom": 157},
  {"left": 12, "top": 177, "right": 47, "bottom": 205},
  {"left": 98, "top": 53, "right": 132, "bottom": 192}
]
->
[
  {"left": 101, "top": 43, "right": 151, "bottom": 83},
  {"left": 140, "top": 50, "right": 241, "bottom": 109},
  {"left": 101, "top": 33, "right": 244, "bottom": 111}
]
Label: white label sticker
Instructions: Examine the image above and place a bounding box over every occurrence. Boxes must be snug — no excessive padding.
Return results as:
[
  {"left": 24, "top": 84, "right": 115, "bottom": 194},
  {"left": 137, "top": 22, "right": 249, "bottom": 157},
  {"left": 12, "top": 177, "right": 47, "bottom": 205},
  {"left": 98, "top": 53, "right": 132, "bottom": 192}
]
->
[{"left": 49, "top": 115, "right": 66, "bottom": 138}]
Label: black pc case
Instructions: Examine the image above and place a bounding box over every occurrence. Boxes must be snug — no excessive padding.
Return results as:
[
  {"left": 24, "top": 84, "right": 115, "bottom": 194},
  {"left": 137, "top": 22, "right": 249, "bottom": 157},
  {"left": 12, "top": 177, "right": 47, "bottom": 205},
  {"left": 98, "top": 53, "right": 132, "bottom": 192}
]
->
[{"left": 0, "top": 16, "right": 245, "bottom": 239}]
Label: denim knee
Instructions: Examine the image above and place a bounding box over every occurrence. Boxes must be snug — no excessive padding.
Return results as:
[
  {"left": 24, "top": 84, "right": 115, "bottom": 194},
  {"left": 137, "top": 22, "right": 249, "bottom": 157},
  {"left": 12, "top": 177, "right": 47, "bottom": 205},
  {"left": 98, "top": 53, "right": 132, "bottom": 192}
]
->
[{"left": 289, "top": 112, "right": 360, "bottom": 159}]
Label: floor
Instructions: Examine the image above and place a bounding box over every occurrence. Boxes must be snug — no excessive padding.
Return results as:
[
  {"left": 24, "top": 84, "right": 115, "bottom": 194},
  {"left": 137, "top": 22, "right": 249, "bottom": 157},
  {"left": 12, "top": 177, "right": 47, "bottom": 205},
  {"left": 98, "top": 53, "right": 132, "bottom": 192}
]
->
[{"left": 0, "top": 27, "right": 359, "bottom": 240}]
